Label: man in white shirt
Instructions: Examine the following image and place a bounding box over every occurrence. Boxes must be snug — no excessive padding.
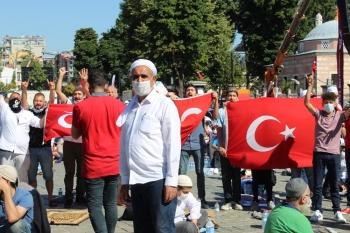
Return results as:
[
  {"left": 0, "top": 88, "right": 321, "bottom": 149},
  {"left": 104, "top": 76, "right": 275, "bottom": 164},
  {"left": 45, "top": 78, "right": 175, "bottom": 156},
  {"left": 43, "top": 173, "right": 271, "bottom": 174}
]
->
[
  {"left": 119, "top": 59, "right": 181, "bottom": 233},
  {"left": 0, "top": 94, "right": 45, "bottom": 182}
]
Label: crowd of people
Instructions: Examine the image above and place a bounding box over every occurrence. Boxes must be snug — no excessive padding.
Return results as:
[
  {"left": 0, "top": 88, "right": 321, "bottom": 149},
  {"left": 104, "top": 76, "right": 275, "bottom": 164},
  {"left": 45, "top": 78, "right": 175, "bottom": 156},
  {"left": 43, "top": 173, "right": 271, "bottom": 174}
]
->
[{"left": 0, "top": 58, "right": 349, "bottom": 233}]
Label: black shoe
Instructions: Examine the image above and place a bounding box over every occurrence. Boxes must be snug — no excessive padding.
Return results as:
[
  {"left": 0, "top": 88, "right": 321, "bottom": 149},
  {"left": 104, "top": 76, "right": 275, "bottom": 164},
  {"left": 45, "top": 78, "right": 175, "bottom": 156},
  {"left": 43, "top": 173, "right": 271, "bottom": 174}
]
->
[
  {"left": 75, "top": 197, "right": 87, "bottom": 206},
  {"left": 201, "top": 199, "right": 209, "bottom": 209},
  {"left": 64, "top": 199, "right": 73, "bottom": 208}
]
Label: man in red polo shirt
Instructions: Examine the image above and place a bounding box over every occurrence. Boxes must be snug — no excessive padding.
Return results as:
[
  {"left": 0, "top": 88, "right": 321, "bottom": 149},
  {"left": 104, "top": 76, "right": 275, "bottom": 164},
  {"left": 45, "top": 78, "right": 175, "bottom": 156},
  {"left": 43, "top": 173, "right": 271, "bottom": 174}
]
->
[{"left": 71, "top": 69, "right": 125, "bottom": 233}]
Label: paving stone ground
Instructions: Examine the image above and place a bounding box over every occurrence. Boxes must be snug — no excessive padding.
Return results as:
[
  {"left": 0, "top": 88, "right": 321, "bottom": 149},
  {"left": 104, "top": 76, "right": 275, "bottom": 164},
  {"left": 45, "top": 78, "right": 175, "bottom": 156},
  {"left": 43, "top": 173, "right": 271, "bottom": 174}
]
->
[{"left": 36, "top": 162, "right": 350, "bottom": 233}]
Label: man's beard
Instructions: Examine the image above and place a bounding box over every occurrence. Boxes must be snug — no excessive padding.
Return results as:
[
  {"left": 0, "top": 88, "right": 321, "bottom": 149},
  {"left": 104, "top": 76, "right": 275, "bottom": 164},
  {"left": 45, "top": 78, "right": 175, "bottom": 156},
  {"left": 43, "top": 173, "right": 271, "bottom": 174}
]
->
[{"left": 300, "top": 199, "right": 311, "bottom": 215}]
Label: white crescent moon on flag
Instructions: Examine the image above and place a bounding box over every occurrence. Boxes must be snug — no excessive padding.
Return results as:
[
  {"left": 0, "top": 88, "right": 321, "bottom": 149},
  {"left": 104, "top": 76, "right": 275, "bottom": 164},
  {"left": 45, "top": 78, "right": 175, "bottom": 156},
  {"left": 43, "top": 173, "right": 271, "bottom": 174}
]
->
[
  {"left": 181, "top": 108, "right": 202, "bottom": 122},
  {"left": 58, "top": 112, "right": 73, "bottom": 129},
  {"left": 246, "top": 115, "right": 280, "bottom": 152}
]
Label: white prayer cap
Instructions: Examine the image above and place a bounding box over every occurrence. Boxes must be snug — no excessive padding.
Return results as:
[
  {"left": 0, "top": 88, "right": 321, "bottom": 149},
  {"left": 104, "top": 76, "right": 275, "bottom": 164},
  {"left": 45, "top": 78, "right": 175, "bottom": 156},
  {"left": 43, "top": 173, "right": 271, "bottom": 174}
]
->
[
  {"left": 178, "top": 175, "right": 193, "bottom": 187},
  {"left": 129, "top": 59, "right": 157, "bottom": 76},
  {"left": 327, "top": 86, "right": 338, "bottom": 93}
]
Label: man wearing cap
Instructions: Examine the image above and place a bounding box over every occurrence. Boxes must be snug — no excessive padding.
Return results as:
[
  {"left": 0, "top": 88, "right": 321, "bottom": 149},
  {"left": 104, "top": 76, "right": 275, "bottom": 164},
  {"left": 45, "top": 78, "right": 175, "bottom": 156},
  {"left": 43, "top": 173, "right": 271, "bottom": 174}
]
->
[
  {"left": 264, "top": 178, "right": 313, "bottom": 233},
  {"left": 56, "top": 67, "right": 88, "bottom": 208},
  {"left": 119, "top": 59, "right": 181, "bottom": 233},
  {"left": 0, "top": 92, "right": 45, "bottom": 183},
  {"left": 0, "top": 164, "right": 34, "bottom": 233},
  {"left": 21, "top": 78, "right": 56, "bottom": 207},
  {"left": 71, "top": 69, "right": 125, "bottom": 232}
]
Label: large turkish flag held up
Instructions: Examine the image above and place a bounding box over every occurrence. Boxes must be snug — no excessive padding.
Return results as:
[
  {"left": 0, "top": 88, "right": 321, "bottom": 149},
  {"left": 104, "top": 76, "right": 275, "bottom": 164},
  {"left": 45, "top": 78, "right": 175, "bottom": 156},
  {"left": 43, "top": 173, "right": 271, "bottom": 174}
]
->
[
  {"left": 173, "top": 93, "right": 213, "bottom": 145},
  {"left": 226, "top": 98, "right": 323, "bottom": 169},
  {"left": 44, "top": 104, "right": 74, "bottom": 142}
]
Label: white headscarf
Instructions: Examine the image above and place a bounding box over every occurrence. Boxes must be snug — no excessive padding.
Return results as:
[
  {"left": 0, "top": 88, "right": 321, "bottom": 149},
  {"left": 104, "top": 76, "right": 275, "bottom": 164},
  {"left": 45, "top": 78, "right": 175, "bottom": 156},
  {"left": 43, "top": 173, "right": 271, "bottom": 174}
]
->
[{"left": 129, "top": 59, "right": 157, "bottom": 76}]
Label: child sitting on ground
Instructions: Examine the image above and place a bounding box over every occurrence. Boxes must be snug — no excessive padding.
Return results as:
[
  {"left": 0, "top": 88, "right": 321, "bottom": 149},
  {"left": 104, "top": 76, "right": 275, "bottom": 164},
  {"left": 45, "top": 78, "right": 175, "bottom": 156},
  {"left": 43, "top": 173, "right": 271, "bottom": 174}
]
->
[{"left": 174, "top": 175, "right": 208, "bottom": 233}]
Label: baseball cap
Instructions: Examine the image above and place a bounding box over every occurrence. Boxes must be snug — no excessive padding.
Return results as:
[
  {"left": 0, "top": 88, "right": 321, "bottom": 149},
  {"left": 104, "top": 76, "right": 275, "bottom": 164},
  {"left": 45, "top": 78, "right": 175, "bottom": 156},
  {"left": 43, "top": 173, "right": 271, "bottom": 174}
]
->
[
  {"left": 0, "top": 165, "right": 18, "bottom": 183},
  {"left": 285, "top": 178, "right": 307, "bottom": 198}
]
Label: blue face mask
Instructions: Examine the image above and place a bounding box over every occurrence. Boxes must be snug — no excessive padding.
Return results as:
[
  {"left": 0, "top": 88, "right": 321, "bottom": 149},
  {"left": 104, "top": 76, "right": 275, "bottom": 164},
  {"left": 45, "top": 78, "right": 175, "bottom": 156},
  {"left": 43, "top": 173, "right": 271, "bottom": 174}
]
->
[{"left": 324, "top": 103, "right": 335, "bottom": 113}]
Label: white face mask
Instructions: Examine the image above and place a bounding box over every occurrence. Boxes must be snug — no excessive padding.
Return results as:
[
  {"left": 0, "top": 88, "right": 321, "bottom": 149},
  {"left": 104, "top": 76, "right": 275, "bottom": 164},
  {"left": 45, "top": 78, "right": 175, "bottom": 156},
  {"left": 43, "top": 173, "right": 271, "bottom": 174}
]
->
[
  {"left": 213, "top": 129, "right": 217, "bottom": 134},
  {"left": 132, "top": 80, "right": 152, "bottom": 96},
  {"left": 324, "top": 103, "right": 335, "bottom": 113},
  {"left": 177, "top": 191, "right": 189, "bottom": 201},
  {"left": 300, "top": 198, "right": 311, "bottom": 215}
]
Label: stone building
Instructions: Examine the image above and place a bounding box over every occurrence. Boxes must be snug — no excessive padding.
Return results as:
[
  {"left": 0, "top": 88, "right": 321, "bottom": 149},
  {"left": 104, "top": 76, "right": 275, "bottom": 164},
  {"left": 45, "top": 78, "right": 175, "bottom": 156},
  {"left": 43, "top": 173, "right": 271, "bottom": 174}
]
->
[{"left": 278, "top": 14, "right": 350, "bottom": 105}]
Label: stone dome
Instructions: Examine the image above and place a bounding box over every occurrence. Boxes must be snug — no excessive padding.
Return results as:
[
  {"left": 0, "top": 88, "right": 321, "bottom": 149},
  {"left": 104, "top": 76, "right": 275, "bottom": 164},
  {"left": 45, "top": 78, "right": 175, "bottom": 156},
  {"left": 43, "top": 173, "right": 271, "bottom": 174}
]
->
[{"left": 302, "top": 20, "right": 338, "bottom": 41}]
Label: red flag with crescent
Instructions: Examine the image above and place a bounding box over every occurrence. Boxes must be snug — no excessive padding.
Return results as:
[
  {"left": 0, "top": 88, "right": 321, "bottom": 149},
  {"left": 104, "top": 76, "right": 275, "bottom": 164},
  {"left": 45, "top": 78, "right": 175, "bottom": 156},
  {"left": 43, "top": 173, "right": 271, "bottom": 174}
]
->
[
  {"left": 173, "top": 93, "right": 212, "bottom": 145},
  {"left": 226, "top": 98, "right": 323, "bottom": 169},
  {"left": 44, "top": 104, "right": 74, "bottom": 142}
]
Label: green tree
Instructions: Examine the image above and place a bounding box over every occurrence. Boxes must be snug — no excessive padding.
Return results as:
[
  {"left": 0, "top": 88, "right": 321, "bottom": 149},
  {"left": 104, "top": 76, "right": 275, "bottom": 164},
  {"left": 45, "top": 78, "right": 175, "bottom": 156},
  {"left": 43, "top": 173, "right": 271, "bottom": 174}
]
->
[
  {"left": 234, "top": 0, "right": 336, "bottom": 88},
  {"left": 117, "top": 0, "right": 234, "bottom": 96},
  {"left": 63, "top": 83, "right": 75, "bottom": 97},
  {"left": 281, "top": 79, "right": 293, "bottom": 95},
  {"left": 73, "top": 28, "right": 101, "bottom": 71},
  {"left": 29, "top": 61, "right": 46, "bottom": 92}
]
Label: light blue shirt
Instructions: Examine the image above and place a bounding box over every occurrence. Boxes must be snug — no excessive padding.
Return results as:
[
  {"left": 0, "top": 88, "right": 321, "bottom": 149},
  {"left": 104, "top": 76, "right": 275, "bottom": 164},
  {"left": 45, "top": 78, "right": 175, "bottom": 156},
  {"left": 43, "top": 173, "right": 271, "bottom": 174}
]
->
[{"left": 215, "top": 108, "right": 226, "bottom": 147}]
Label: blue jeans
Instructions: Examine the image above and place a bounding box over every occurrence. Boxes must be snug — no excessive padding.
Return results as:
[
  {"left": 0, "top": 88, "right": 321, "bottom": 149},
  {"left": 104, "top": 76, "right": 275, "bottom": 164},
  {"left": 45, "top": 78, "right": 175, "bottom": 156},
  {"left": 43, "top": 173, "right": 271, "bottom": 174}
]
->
[
  {"left": 131, "top": 179, "right": 177, "bottom": 233},
  {"left": 179, "top": 149, "right": 205, "bottom": 199},
  {"left": 313, "top": 152, "right": 340, "bottom": 213},
  {"left": 6, "top": 219, "right": 30, "bottom": 233},
  {"left": 28, "top": 147, "right": 53, "bottom": 181},
  {"left": 84, "top": 175, "right": 119, "bottom": 233}
]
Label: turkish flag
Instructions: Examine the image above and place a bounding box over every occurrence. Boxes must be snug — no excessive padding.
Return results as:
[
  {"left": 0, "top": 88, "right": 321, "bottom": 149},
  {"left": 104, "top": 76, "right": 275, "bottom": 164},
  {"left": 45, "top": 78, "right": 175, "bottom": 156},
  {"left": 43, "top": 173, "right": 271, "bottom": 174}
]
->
[
  {"left": 312, "top": 57, "right": 317, "bottom": 73},
  {"left": 44, "top": 104, "right": 74, "bottom": 142},
  {"left": 173, "top": 93, "right": 212, "bottom": 145},
  {"left": 226, "top": 98, "right": 323, "bottom": 169}
]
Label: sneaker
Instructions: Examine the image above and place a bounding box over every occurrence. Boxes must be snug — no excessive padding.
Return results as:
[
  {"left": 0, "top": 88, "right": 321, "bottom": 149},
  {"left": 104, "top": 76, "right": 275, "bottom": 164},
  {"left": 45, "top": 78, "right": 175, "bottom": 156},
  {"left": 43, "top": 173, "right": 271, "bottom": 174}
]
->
[
  {"left": 213, "top": 168, "right": 219, "bottom": 174},
  {"left": 64, "top": 199, "right": 73, "bottom": 208},
  {"left": 232, "top": 202, "right": 243, "bottom": 210},
  {"left": 75, "top": 197, "right": 87, "bottom": 206},
  {"left": 334, "top": 211, "right": 347, "bottom": 223},
  {"left": 267, "top": 201, "right": 275, "bottom": 210},
  {"left": 340, "top": 190, "right": 348, "bottom": 196},
  {"left": 310, "top": 210, "right": 323, "bottom": 222},
  {"left": 250, "top": 201, "right": 260, "bottom": 211},
  {"left": 221, "top": 202, "right": 232, "bottom": 210},
  {"left": 201, "top": 199, "right": 209, "bottom": 209}
]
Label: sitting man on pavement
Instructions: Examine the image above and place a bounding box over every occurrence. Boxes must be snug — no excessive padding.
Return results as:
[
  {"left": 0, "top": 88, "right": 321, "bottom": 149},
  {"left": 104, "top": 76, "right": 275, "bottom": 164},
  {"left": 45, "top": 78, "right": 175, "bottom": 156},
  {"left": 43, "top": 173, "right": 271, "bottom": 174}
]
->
[
  {"left": 175, "top": 175, "right": 208, "bottom": 233},
  {"left": 264, "top": 178, "right": 313, "bottom": 233},
  {"left": 0, "top": 165, "right": 34, "bottom": 233}
]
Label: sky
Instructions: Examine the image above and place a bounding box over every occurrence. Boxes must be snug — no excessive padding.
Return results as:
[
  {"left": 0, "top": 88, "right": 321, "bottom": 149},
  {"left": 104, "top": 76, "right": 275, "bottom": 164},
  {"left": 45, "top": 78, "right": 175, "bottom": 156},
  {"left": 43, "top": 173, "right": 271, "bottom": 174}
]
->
[{"left": 1, "top": 0, "right": 241, "bottom": 53}]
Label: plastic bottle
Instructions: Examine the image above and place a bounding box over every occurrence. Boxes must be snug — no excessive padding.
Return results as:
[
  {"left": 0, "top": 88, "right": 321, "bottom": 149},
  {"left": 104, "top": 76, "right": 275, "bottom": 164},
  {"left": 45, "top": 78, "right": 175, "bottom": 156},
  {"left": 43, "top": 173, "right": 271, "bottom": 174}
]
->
[
  {"left": 38, "top": 164, "right": 42, "bottom": 173},
  {"left": 58, "top": 188, "right": 63, "bottom": 198},
  {"left": 206, "top": 217, "right": 215, "bottom": 233},
  {"left": 214, "top": 202, "right": 220, "bottom": 222},
  {"left": 198, "top": 198, "right": 201, "bottom": 209},
  {"left": 261, "top": 211, "right": 269, "bottom": 230}
]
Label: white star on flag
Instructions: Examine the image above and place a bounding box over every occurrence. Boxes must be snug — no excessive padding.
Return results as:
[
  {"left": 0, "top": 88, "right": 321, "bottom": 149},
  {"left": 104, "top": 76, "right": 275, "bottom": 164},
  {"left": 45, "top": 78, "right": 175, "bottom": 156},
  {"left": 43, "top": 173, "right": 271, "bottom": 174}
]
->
[{"left": 280, "top": 125, "right": 296, "bottom": 141}]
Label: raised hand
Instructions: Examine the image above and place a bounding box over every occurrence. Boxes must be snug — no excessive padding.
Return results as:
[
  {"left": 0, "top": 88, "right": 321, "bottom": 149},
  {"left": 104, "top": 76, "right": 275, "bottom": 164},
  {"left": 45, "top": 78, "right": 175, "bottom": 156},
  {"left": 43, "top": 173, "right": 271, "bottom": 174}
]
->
[
  {"left": 59, "top": 67, "right": 66, "bottom": 78},
  {"left": 47, "top": 79, "right": 55, "bottom": 91},
  {"left": 21, "top": 78, "right": 30, "bottom": 91},
  {"left": 79, "top": 68, "right": 88, "bottom": 82}
]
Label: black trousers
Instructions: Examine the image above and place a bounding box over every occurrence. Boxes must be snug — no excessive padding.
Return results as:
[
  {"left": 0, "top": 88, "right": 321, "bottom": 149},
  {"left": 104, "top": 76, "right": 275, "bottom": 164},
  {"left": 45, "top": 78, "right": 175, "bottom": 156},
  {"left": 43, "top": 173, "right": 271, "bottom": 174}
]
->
[{"left": 220, "top": 155, "right": 241, "bottom": 203}]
